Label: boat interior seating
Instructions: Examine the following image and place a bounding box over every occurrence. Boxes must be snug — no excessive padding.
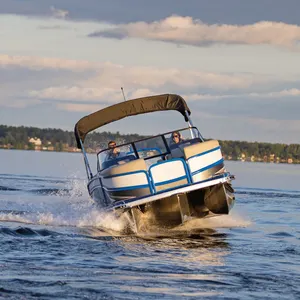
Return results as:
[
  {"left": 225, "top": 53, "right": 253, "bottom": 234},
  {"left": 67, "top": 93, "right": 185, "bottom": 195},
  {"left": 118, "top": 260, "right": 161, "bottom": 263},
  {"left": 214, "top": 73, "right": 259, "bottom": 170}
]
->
[
  {"left": 149, "top": 159, "right": 190, "bottom": 192},
  {"left": 169, "top": 147, "right": 185, "bottom": 159},
  {"left": 100, "top": 158, "right": 147, "bottom": 177},
  {"left": 167, "top": 137, "right": 203, "bottom": 160},
  {"left": 101, "top": 154, "right": 136, "bottom": 170},
  {"left": 183, "top": 139, "right": 220, "bottom": 160},
  {"left": 183, "top": 139, "right": 224, "bottom": 182}
]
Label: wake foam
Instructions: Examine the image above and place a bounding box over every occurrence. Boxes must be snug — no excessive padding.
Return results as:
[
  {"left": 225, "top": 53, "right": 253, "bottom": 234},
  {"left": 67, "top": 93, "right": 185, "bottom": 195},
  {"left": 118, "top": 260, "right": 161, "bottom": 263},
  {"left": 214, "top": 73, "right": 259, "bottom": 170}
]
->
[
  {"left": 0, "top": 176, "right": 127, "bottom": 234},
  {"left": 176, "top": 212, "right": 251, "bottom": 231},
  {"left": 131, "top": 211, "right": 252, "bottom": 238},
  {"left": 0, "top": 173, "right": 251, "bottom": 237},
  {"left": 0, "top": 212, "right": 32, "bottom": 224}
]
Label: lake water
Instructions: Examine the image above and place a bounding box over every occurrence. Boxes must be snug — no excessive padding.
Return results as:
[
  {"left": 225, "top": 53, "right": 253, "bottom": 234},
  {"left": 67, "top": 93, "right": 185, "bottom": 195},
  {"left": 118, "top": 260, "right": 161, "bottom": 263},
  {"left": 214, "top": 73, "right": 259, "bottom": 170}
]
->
[{"left": 0, "top": 149, "right": 299, "bottom": 299}]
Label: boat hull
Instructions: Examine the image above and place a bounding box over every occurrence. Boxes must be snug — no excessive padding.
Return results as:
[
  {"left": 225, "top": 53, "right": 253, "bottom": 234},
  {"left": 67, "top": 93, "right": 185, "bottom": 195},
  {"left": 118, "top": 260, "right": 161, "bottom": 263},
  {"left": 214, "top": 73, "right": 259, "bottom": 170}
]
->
[
  {"left": 89, "top": 173, "right": 235, "bottom": 233},
  {"left": 126, "top": 182, "right": 234, "bottom": 232}
]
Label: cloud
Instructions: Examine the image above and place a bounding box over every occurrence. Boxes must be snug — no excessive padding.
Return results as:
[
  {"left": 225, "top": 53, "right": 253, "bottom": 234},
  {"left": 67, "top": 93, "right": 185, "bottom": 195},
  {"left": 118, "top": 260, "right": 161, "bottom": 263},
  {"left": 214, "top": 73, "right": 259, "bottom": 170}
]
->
[
  {"left": 258, "top": 88, "right": 300, "bottom": 97},
  {"left": 29, "top": 86, "right": 121, "bottom": 102},
  {"left": 29, "top": 85, "right": 300, "bottom": 120},
  {"left": 50, "top": 6, "right": 69, "bottom": 19},
  {"left": 2, "top": 0, "right": 300, "bottom": 28},
  {"left": 89, "top": 15, "right": 300, "bottom": 49},
  {"left": 129, "top": 88, "right": 153, "bottom": 99},
  {"left": 2, "top": 54, "right": 300, "bottom": 123},
  {"left": 194, "top": 111, "right": 300, "bottom": 144},
  {"left": 38, "top": 25, "right": 70, "bottom": 30},
  {"left": 1, "top": 54, "right": 260, "bottom": 92},
  {"left": 0, "top": 54, "right": 96, "bottom": 71},
  {"left": 56, "top": 103, "right": 103, "bottom": 112},
  {"left": 3, "top": 55, "right": 296, "bottom": 94},
  {"left": 3, "top": 54, "right": 266, "bottom": 114},
  {"left": 29, "top": 86, "right": 162, "bottom": 107},
  {"left": 190, "top": 92, "right": 300, "bottom": 123},
  {"left": 82, "top": 65, "right": 254, "bottom": 90},
  {"left": 0, "top": 89, "right": 41, "bottom": 108},
  {"left": 185, "top": 88, "right": 300, "bottom": 101}
]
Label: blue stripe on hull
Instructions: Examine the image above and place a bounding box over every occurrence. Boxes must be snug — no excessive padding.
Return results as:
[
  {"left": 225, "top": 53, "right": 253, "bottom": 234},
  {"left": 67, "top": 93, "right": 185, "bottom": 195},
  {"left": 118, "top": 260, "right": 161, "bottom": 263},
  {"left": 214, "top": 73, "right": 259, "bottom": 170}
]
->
[
  {"left": 187, "top": 146, "right": 220, "bottom": 160},
  {"left": 103, "top": 184, "right": 150, "bottom": 192},
  {"left": 191, "top": 159, "right": 224, "bottom": 176},
  {"left": 154, "top": 175, "right": 188, "bottom": 187}
]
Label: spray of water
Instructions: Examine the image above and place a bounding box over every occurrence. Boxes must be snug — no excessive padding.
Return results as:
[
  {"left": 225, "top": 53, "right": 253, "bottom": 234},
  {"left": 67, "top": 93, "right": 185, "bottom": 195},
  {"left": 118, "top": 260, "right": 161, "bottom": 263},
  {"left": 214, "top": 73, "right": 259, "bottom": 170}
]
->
[
  {"left": 0, "top": 175, "right": 127, "bottom": 233},
  {"left": 175, "top": 212, "right": 252, "bottom": 231},
  {"left": 0, "top": 212, "right": 32, "bottom": 224},
  {"left": 0, "top": 173, "right": 251, "bottom": 237}
]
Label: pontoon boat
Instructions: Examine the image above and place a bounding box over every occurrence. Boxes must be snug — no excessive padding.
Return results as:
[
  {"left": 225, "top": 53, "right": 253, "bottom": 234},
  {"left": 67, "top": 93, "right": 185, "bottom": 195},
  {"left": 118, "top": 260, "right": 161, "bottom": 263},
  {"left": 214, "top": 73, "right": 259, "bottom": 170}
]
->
[{"left": 74, "top": 94, "right": 235, "bottom": 233}]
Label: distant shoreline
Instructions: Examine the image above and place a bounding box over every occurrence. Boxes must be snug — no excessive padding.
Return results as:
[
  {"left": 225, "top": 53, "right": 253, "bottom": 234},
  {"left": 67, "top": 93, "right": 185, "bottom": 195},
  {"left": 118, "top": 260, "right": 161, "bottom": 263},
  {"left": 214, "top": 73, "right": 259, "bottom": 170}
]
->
[
  {"left": 1, "top": 124, "right": 299, "bottom": 164},
  {"left": 1, "top": 147, "right": 299, "bottom": 165}
]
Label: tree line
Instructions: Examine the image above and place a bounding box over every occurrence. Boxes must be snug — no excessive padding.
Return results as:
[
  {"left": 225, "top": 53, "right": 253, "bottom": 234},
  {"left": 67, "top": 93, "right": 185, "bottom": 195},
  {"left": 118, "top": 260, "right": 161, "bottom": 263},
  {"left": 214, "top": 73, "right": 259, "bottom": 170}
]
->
[
  {"left": 0, "top": 125, "right": 147, "bottom": 151},
  {"left": 0, "top": 124, "right": 299, "bottom": 162},
  {"left": 218, "top": 140, "right": 300, "bottom": 162}
]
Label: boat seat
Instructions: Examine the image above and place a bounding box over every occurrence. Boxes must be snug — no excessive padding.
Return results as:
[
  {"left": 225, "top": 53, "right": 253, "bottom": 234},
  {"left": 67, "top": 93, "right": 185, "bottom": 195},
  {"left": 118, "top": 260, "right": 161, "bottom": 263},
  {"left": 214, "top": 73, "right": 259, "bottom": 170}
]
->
[
  {"left": 169, "top": 146, "right": 185, "bottom": 159},
  {"left": 149, "top": 159, "right": 189, "bottom": 192},
  {"left": 101, "top": 154, "right": 136, "bottom": 170},
  {"left": 100, "top": 158, "right": 147, "bottom": 177},
  {"left": 183, "top": 140, "right": 220, "bottom": 159},
  {"left": 100, "top": 158, "right": 152, "bottom": 201},
  {"left": 183, "top": 140, "right": 224, "bottom": 183},
  {"left": 168, "top": 138, "right": 202, "bottom": 159}
]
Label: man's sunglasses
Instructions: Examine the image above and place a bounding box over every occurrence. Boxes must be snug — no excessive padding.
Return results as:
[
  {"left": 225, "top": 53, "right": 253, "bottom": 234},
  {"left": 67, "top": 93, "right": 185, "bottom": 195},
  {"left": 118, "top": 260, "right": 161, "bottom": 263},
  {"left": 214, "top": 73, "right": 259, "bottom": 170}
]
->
[{"left": 109, "top": 144, "right": 116, "bottom": 148}]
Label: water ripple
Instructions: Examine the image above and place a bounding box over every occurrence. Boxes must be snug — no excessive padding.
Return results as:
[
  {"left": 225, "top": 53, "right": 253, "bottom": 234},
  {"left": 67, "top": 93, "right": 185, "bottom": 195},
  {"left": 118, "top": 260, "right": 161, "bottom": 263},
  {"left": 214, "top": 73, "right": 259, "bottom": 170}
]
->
[{"left": 0, "top": 226, "right": 59, "bottom": 237}]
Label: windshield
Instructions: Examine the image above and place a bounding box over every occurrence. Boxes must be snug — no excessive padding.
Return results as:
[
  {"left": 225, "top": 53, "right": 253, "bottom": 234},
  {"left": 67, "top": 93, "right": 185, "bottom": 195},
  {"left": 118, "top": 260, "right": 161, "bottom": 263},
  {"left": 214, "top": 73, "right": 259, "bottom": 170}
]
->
[
  {"left": 97, "top": 127, "right": 202, "bottom": 171},
  {"left": 98, "top": 144, "right": 137, "bottom": 171}
]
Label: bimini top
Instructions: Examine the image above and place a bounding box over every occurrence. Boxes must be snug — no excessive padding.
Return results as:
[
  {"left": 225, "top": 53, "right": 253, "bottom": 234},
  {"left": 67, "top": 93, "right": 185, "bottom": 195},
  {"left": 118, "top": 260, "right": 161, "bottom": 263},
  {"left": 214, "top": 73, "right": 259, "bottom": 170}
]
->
[{"left": 74, "top": 93, "right": 191, "bottom": 148}]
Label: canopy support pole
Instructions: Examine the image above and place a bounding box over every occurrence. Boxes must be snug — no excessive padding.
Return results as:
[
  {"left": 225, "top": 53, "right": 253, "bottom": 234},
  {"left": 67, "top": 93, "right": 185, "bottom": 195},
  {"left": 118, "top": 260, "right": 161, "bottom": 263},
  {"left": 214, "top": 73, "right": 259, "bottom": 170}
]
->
[
  {"left": 185, "top": 111, "right": 204, "bottom": 141},
  {"left": 79, "top": 139, "right": 93, "bottom": 180},
  {"left": 185, "top": 110, "right": 196, "bottom": 139}
]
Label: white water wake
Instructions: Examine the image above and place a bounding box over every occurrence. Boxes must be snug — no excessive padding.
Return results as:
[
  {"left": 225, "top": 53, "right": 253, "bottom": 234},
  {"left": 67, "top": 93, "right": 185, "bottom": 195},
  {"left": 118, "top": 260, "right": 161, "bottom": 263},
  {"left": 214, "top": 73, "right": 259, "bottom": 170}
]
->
[
  {"left": 0, "top": 176, "right": 128, "bottom": 233},
  {"left": 0, "top": 174, "right": 251, "bottom": 236}
]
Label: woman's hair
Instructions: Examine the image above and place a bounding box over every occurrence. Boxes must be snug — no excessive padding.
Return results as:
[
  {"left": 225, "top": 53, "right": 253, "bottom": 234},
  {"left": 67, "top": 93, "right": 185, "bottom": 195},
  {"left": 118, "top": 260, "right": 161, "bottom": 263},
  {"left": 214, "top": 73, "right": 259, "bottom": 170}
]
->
[{"left": 172, "top": 131, "right": 181, "bottom": 139}]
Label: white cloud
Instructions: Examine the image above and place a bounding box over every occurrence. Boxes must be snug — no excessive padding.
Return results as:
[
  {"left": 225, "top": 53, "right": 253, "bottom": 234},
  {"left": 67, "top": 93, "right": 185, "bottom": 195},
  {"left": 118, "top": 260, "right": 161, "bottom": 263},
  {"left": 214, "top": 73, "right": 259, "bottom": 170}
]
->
[
  {"left": 2, "top": 54, "right": 300, "bottom": 116},
  {"left": 254, "top": 88, "right": 300, "bottom": 98},
  {"left": 129, "top": 88, "right": 153, "bottom": 99},
  {"left": 56, "top": 103, "right": 103, "bottom": 112},
  {"left": 50, "top": 6, "right": 69, "bottom": 19},
  {"left": 83, "top": 65, "right": 253, "bottom": 90},
  {"left": 29, "top": 86, "right": 161, "bottom": 105},
  {"left": 0, "top": 54, "right": 96, "bottom": 71},
  {"left": 194, "top": 112, "right": 300, "bottom": 144},
  {"left": 30, "top": 86, "right": 300, "bottom": 115},
  {"left": 29, "top": 86, "right": 121, "bottom": 102},
  {"left": 185, "top": 88, "right": 300, "bottom": 101},
  {"left": 0, "top": 54, "right": 254, "bottom": 90},
  {"left": 91, "top": 15, "right": 300, "bottom": 49}
]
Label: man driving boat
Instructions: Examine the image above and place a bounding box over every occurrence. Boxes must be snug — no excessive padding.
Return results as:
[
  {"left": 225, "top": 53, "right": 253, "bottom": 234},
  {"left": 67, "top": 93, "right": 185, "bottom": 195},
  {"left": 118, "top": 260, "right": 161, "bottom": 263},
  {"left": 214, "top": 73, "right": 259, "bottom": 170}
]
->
[{"left": 105, "top": 141, "right": 124, "bottom": 161}]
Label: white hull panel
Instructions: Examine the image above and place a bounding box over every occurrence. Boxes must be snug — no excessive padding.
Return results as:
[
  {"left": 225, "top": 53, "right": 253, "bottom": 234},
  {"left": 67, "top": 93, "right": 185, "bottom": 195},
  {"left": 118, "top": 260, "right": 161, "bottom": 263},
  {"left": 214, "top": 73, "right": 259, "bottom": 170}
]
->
[{"left": 112, "top": 173, "right": 232, "bottom": 210}]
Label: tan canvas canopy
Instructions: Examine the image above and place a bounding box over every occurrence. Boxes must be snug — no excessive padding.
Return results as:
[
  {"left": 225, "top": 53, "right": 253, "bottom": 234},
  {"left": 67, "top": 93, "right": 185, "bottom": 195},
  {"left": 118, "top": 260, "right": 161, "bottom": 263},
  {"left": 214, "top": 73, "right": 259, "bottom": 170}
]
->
[{"left": 74, "top": 93, "right": 191, "bottom": 149}]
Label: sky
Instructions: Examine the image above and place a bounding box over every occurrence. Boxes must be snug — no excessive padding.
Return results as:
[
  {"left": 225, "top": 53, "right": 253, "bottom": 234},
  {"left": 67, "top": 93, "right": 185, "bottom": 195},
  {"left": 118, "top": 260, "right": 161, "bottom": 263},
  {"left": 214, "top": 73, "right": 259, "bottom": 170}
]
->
[{"left": 1, "top": 0, "right": 300, "bottom": 144}]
